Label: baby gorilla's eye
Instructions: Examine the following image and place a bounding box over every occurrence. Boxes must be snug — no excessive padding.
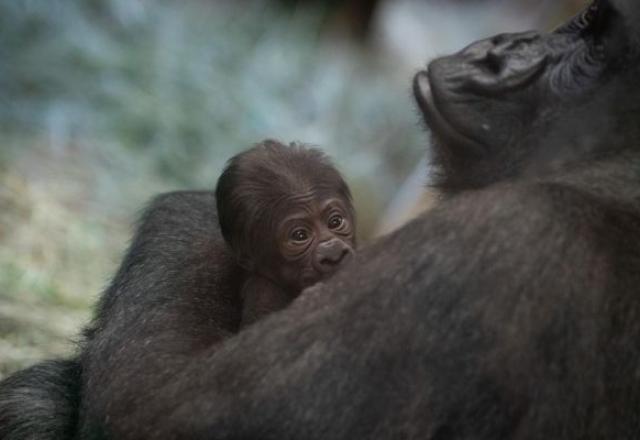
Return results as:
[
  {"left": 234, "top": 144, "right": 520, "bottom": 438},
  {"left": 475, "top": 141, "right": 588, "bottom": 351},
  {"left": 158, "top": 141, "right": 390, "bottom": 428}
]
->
[
  {"left": 328, "top": 215, "right": 344, "bottom": 229},
  {"left": 290, "top": 228, "right": 309, "bottom": 242}
]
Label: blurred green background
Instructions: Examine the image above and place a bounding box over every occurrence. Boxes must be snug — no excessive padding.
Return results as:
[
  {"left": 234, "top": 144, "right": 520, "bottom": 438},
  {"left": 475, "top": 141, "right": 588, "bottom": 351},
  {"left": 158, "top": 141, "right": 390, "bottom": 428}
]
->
[{"left": 0, "top": 0, "right": 586, "bottom": 378}]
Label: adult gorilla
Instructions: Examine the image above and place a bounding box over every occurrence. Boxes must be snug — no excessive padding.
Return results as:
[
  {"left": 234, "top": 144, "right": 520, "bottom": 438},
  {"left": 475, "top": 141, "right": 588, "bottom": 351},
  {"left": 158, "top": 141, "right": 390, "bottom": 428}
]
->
[{"left": 4, "top": 0, "right": 640, "bottom": 438}]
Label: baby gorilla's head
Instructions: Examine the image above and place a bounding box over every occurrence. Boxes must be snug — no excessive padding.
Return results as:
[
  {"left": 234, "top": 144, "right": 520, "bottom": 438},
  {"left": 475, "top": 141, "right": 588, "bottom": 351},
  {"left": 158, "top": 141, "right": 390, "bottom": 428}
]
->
[{"left": 216, "top": 140, "right": 356, "bottom": 293}]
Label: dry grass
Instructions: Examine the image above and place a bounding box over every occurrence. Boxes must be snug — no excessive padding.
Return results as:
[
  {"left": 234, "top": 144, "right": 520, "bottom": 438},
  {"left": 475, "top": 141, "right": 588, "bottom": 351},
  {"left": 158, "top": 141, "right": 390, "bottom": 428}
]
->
[{"left": 0, "top": 154, "right": 131, "bottom": 378}]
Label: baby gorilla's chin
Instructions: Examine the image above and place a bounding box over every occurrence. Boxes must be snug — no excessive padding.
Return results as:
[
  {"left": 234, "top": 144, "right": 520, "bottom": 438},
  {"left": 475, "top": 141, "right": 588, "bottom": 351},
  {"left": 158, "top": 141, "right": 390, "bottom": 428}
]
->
[{"left": 297, "top": 270, "right": 329, "bottom": 292}]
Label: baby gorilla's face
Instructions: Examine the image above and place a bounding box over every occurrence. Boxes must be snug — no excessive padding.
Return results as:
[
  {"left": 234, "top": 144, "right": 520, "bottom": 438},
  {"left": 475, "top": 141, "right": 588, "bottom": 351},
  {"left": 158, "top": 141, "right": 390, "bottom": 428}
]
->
[{"left": 267, "top": 193, "right": 356, "bottom": 293}]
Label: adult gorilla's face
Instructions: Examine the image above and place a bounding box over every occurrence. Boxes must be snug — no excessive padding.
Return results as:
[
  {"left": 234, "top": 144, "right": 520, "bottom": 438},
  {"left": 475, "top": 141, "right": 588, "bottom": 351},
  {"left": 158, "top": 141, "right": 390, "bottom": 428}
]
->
[{"left": 414, "top": 0, "right": 640, "bottom": 192}]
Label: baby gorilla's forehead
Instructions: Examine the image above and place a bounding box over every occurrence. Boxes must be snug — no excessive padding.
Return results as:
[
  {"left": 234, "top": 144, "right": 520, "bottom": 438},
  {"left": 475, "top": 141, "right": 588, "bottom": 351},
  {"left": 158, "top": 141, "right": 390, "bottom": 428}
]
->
[{"left": 276, "top": 193, "right": 350, "bottom": 224}]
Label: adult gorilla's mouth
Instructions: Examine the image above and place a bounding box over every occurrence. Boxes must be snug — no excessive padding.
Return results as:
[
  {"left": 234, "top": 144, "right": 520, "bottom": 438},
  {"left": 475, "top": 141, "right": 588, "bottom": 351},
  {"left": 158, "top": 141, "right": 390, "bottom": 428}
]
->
[{"left": 413, "top": 70, "right": 486, "bottom": 155}]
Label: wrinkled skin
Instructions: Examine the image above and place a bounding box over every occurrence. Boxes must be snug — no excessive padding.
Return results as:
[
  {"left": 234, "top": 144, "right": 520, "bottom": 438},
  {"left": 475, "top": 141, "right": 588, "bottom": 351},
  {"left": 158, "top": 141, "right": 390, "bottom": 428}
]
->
[{"left": 3, "top": 0, "right": 640, "bottom": 439}]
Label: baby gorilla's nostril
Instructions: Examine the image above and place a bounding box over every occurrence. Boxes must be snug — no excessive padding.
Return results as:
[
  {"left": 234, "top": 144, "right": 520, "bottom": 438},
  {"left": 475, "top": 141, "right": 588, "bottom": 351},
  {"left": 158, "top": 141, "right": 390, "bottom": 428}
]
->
[{"left": 320, "top": 248, "right": 349, "bottom": 267}]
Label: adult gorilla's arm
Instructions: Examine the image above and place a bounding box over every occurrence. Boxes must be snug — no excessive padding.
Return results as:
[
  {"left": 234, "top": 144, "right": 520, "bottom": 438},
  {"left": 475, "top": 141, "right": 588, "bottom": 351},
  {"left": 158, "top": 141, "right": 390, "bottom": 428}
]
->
[
  {"left": 80, "top": 177, "right": 628, "bottom": 439},
  {"left": 79, "top": 191, "right": 245, "bottom": 437},
  {"left": 0, "top": 360, "right": 80, "bottom": 439}
]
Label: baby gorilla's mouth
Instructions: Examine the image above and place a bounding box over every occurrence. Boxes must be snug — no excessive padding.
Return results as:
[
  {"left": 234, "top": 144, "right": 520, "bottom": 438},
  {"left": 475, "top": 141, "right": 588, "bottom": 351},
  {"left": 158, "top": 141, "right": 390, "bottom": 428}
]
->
[
  {"left": 303, "top": 249, "right": 353, "bottom": 288},
  {"left": 413, "top": 70, "right": 486, "bottom": 155}
]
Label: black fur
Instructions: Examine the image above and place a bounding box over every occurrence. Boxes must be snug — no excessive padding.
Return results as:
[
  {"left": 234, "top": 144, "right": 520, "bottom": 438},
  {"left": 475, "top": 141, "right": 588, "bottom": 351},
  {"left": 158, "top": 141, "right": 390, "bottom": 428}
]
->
[
  {"left": 79, "top": 156, "right": 640, "bottom": 439},
  {"left": 0, "top": 360, "right": 80, "bottom": 439},
  {"left": 76, "top": 191, "right": 244, "bottom": 438}
]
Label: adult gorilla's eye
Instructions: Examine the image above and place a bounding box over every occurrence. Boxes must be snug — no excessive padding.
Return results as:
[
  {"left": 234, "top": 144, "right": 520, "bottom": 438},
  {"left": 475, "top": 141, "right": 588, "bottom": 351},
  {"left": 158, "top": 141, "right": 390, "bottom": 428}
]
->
[
  {"left": 328, "top": 215, "right": 344, "bottom": 229},
  {"left": 290, "top": 228, "right": 309, "bottom": 242}
]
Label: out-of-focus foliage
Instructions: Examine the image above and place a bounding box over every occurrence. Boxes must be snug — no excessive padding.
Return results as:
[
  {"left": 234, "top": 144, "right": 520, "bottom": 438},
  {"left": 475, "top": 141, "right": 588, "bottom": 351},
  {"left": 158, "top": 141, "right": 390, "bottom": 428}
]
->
[{"left": 0, "top": 0, "right": 423, "bottom": 187}]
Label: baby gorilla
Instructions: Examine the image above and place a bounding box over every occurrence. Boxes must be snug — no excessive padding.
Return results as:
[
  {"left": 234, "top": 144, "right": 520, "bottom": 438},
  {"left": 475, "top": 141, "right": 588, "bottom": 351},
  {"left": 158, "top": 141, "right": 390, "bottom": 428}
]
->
[{"left": 216, "top": 140, "right": 356, "bottom": 327}]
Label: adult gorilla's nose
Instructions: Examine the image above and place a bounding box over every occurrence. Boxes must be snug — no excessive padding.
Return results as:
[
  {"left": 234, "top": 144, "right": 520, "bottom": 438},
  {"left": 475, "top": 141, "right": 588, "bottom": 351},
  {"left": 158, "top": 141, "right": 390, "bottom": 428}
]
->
[
  {"left": 455, "top": 31, "right": 548, "bottom": 94},
  {"left": 316, "top": 239, "right": 351, "bottom": 271},
  {"left": 461, "top": 31, "right": 540, "bottom": 63}
]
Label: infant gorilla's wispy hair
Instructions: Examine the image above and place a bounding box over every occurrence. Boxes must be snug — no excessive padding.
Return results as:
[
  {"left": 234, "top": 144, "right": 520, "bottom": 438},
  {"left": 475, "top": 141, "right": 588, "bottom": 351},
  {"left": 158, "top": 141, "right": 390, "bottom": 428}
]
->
[{"left": 215, "top": 139, "right": 352, "bottom": 267}]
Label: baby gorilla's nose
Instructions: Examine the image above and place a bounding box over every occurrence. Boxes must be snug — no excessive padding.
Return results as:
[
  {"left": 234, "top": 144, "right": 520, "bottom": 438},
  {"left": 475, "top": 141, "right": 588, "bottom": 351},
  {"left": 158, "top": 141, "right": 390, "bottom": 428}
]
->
[{"left": 317, "top": 239, "right": 351, "bottom": 271}]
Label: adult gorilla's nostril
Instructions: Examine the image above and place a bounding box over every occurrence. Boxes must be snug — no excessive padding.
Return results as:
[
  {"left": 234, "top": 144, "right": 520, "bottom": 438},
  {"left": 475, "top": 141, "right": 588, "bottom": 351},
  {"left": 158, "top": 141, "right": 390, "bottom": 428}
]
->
[
  {"left": 484, "top": 51, "right": 503, "bottom": 75},
  {"left": 491, "top": 33, "right": 509, "bottom": 46}
]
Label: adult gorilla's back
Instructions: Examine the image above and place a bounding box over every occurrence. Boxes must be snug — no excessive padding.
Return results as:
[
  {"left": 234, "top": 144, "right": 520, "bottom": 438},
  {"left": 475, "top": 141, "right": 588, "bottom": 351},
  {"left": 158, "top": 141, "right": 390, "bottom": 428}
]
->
[{"left": 7, "top": 0, "right": 640, "bottom": 438}]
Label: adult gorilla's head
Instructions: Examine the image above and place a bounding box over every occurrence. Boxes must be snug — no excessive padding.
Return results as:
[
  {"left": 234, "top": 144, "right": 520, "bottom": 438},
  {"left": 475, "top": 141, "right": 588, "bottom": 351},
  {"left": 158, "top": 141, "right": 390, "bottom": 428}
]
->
[{"left": 414, "top": 0, "right": 640, "bottom": 192}]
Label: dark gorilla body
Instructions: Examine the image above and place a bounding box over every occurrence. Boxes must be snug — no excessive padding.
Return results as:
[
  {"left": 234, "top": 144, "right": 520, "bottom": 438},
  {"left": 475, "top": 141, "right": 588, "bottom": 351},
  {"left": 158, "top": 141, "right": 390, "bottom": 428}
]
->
[
  {"left": 3, "top": 0, "right": 640, "bottom": 438},
  {"left": 0, "top": 360, "right": 80, "bottom": 438}
]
